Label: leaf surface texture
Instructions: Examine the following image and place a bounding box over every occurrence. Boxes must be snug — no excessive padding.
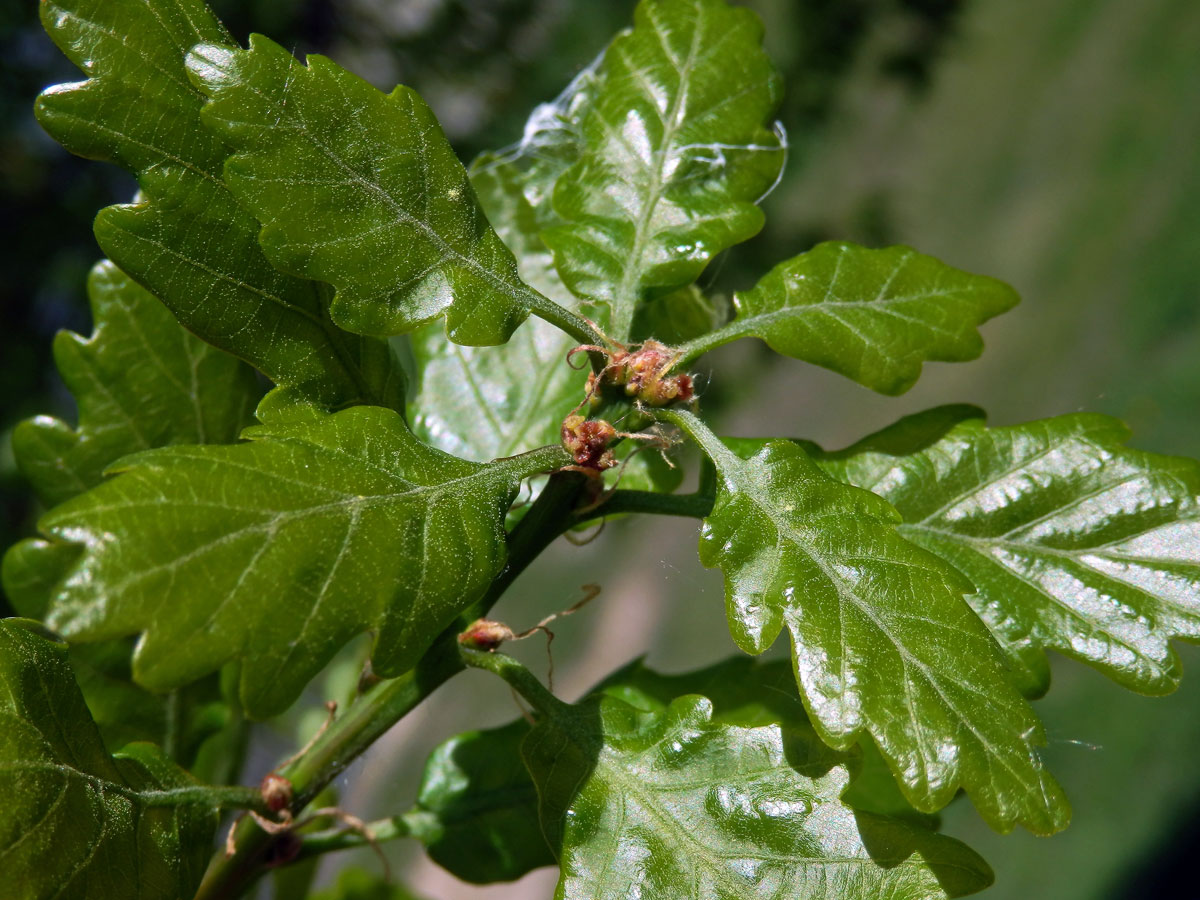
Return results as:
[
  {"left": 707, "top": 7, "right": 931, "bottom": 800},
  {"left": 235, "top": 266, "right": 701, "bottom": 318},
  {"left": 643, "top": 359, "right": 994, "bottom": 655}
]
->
[
  {"left": 667, "top": 409, "right": 1068, "bottom": 833},
  {"left": 684, "top": 243, "right": 1017, "bottom": 394},
  {"left": 542, "top": 0, "right": 785, "bottom": 337},
  {"left": 813, "top": 411, "right": 1200, "bottom": 697},
  {"left": 0, "top": 620, "right": 218, "bottom": 900},
  {"left": 189, "top": 35, "right": 540, "bottom": 345},
  {"left": 36, "top": 0, "right": 403, "bottom": 413},
  {"left": 34, "top": 408, "right": 565, "bottom": 716},
  {"left": 525, "top": 682, "right": 993, "bottom": 898}
]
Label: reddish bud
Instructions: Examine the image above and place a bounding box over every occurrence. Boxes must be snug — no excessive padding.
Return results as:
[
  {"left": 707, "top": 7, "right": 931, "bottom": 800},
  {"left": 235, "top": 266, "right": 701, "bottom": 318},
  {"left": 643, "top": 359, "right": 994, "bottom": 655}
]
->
[
  {"left": 560, "top": 415, "right": 618, "bottom": 471},
  {"left": 458, "top": 618, "right": 513, "bottom": 652},
  {"left": 260, "top": 773, "right": 293, "bottom": 813}
]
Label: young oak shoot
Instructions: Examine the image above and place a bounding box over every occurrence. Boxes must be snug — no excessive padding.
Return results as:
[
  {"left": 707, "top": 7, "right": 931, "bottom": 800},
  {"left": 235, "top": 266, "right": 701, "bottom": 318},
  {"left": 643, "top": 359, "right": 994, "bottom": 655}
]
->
[{"left": 6, "top": 0, "right": 1199, "bottom": 897}]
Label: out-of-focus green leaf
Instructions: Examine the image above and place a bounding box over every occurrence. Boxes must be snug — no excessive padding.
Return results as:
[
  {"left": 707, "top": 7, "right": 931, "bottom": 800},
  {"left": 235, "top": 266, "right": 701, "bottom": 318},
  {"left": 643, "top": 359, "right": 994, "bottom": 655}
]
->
[
  {"left": 679, "top": 243, "right": 1017, "bottom": 394},
  {"left": 413, "top": 718, "right": 554, "bottom": 883},
  {"left": 542, "top": 0, "right": 785, "bottom": 339},
  {"left": 662, "top": 408, "right": 1068, "bottom": 834},
  {"left": 308, "top": 868, "right": 426, "bottom": 900},
  {"left": 36, "top": 0, "right": 404, "bottom": 415},
  {"left": 812, "top": 412, "right": 1200, "bottom": 699},
  {"left": 524, "top": 686, "right": 993, "bottom": 898},
  {"left": 0, "top": 618, "right": 218, "bottom": 900},
  {"left": 187, "top": 35, "right": 542, "bottom": 346},
  {"left": 11, "top": 260, "right": 259, "bottom": 508},
  {"left": 32, "top": 407, "right": 568, "bottom": 717}
]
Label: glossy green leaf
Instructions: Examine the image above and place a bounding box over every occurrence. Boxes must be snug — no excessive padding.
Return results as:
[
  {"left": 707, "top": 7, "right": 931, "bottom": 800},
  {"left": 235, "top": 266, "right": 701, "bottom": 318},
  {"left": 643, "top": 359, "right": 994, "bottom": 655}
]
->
[
  {"left": 187, "top": 35, "right": 542, "bottom": 346},
  {"left": 0, "top": 619, "right": 219, "bottom": 900},
  {"left": 811, "top": 412, "right": 1200, "bottom": 698},
  {"left": 33, "top": 407, "right": 567, "bottom": 717},
  {"left": 542, "top": 0, "right": 785, "bottom": 338},
  {"left": 524, "top": 688, "right": 993, "bottom": 898},
  {"left": 595, "top": 656, "right": 937, "bottom": 827},
  {"left": 36, "top": 0, "right": 403, "bottom": 414},
  {"left": 12, "top": 260, "right": 259, "bottom": 509},
  {"left": 414, "top": 718, "right": 555, "bottom": 883},
  {"left": 422, "top": 656, "right": 961, "bottom": 887},
  {"left": 678, "top": 243, "right": 1018, "bottom": 394},
  {"left": 410, "top": 132, "right": 586, "bottom": 460},
  {"left": 663, "top": 409, "right": 1068, "bottom": 833},
  {"left": 2, "top": 259, "right": 254, "bottom": 771}
]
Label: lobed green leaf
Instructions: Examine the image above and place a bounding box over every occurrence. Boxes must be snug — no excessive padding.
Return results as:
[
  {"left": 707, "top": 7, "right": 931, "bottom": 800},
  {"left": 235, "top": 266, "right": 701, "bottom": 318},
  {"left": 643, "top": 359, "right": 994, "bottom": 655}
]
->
[
  {"left": 542, "top": 0, "right": 785, "bottom": 339},
  {"left": 663, "top": 409, "right": 1068, "bottom": 834},
  {"left": 679, "top": 243, "right": 1018, "bottom": 394},
  {"left": 36, "top": 0, "right": 403, "bottom": 415},
  {"left": 0, "top": 619, "right": 219, "bottom": 900},
  {"left": 12, "top": 260, "right": 259, "bottom": 509},
  {"left": 187, "top": 35, "right": 541, "bottom": 346},
  {"left": 2, "top": 259, "right": 256, "bottom": 771},
  {"left": 811, "top": 410, "right": 1200, "bottom": 698},
  {"left": 413, "top": 719, "right": 555, "bottom": 883},
  {"left": 32, "top": 407, "right": 567, "bottom": 717},
  {"left": 523, "top": 683, "right": 993, "bottom": 898},
  {"left": 417, "top": 656, "right": 977, "bottom": 889}
]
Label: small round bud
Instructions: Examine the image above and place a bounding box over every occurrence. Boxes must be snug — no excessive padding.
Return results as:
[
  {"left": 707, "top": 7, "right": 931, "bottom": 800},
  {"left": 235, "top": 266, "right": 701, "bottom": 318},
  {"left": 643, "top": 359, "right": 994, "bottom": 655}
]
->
[
  {"left": 458, "top": 618, "right": 513, "bottom": 652},
  {"left": 260, "top": 773, "right": 293, "bottom": 814}
]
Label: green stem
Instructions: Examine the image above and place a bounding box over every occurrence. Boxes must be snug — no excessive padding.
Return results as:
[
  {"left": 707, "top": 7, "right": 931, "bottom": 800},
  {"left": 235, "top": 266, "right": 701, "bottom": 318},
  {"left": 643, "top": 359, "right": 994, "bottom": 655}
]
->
[
  {"left": 673, "top": 322, "right": 747, "bottom": 368},
  {"left": 654, "top": 407, "right": 732, "bottom": 465},
  {"left": 576, "top": 488, "right": 713, "bottom": 522},
  {"left": 142, "top": 784, "right": 265, "bottom": 811},
  {"left": 460, "top": 648, "right": 569, "bottom": 717},
  {"left": 293, "top": 810, "right": 438, "bottom": 862},
  {"left": 527, "top": 291, "right": 608, "bottom": 348},
  {"left": 192, "top": 643, "right": 463, "bottom": 900}
]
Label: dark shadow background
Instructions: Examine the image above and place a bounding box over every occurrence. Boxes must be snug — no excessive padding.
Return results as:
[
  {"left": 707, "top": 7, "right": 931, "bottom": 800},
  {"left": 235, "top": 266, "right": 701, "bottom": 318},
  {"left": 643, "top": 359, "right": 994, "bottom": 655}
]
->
[{"left": 2, "top": 1, "right": 1198, "bottom": 897}]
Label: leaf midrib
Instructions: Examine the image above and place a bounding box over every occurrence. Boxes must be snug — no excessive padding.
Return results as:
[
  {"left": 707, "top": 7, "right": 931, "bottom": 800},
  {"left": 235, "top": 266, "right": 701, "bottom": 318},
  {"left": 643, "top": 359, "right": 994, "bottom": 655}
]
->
[
  {"left": 232, "top": 71, "right": 540, "bottom": 318},
  {"left": 707, "top": 447, "right": 1045, "bottom": 816}
]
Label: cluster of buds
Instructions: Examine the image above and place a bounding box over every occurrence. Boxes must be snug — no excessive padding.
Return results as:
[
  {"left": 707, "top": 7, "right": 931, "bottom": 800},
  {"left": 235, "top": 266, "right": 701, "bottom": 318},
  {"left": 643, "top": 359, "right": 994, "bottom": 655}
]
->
[
  {"left": 574, "top": 340, "right": 694, "bottom": 408},
  {"left": 560, "top": 414, "right": 618, "bottom": 472}
]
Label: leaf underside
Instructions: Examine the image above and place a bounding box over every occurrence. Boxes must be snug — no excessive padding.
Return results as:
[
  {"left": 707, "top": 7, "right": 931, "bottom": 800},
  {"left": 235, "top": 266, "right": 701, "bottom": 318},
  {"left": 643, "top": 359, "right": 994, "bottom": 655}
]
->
[
  {"left": 812, "top": 410, "right": 1200, "bottom": 698},
  {"left": 0, "top": 619, "right": 217, "bottom": 900},
  {"left": 33, "top": 407, "right": 563, "bottom": 717},
  {"left": 671, "top": 410, "right": 1068, "bottom": 834},
  {"left": 36, "top": 0, "right": 403, "bottom": 415}
]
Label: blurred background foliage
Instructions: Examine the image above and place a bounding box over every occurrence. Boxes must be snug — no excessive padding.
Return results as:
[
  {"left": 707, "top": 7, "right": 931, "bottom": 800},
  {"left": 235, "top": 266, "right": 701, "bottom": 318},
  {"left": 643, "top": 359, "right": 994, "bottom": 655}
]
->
[{"left": 2, "top": 0, "right": 1198, "bottom": 897}]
